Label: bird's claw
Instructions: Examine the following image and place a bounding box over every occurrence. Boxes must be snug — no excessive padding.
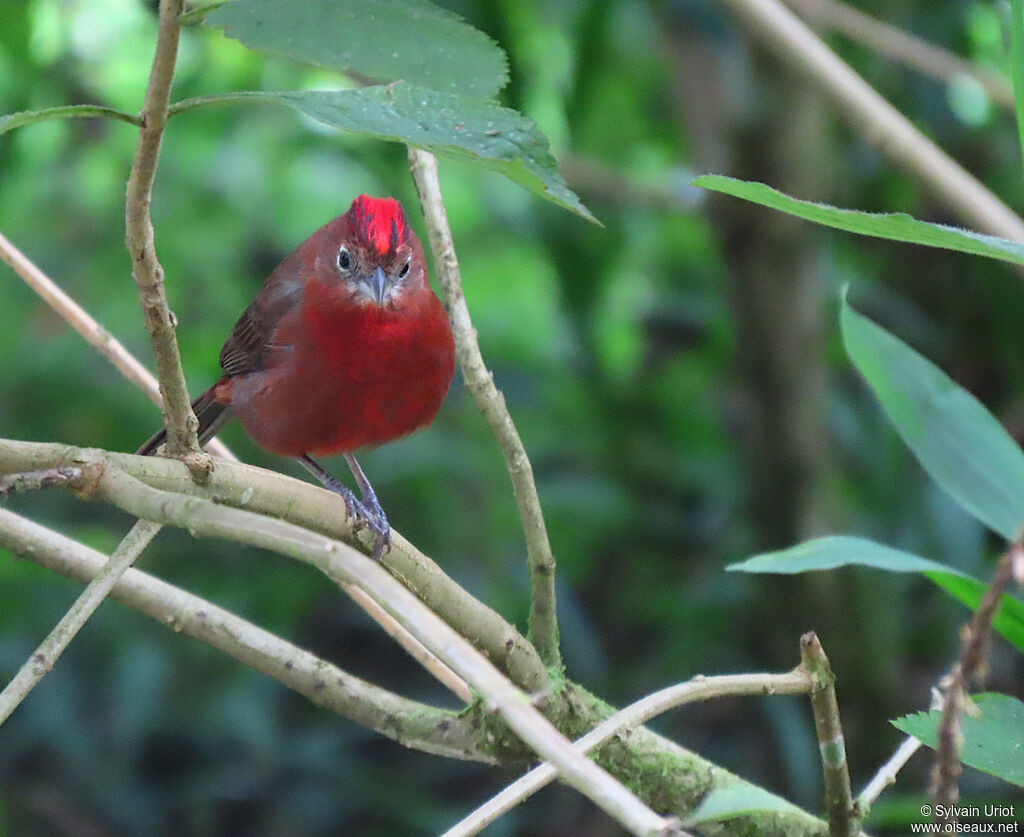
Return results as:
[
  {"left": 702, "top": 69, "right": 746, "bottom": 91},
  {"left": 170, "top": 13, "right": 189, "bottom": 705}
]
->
[{"left": 328, "top": 482, "right": 390, "bottom": 560}]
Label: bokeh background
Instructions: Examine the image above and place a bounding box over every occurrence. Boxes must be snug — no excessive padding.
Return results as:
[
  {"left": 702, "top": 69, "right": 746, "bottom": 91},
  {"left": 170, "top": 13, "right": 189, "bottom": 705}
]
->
[{"left": 2, "top": 0, "right": 1023, "bottom": 834}]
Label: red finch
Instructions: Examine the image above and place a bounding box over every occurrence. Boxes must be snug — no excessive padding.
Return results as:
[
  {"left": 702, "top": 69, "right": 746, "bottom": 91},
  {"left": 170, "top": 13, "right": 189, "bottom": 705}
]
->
[{"left": 139, "top": 195, "right": 456, "bottom": 557}]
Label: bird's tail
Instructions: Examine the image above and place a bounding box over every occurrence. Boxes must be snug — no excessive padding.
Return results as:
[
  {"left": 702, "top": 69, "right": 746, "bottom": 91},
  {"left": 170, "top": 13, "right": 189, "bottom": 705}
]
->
[{"left": 136, "top": 384, "right": 234, "bottom": 456}]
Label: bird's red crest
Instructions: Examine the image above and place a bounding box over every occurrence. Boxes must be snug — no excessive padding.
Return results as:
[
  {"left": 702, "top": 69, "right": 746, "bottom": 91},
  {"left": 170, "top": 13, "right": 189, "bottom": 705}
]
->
[{"left": 348, "top": 195, "right": 408, "bottom": 256}]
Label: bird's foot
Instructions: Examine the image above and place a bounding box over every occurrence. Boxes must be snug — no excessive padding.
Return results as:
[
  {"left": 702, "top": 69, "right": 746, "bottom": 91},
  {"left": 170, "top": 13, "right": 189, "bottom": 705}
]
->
[
  {"left": 314, "top": 473, "right": 390, "bottom": 559},
  {"left": 298, "top": 455, "right": 391, "bottom": 560}
]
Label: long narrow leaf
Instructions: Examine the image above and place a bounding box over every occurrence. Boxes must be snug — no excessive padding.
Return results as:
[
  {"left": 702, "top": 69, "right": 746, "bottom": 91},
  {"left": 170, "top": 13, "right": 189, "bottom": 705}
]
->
[
  {"left": 0, "top": 105, "right": 140, "bottom": 136},
  {"left": 729, "top": 536, "right": 1024, "bottom": 655},
  {"left": 693, "top": 175, "right": 1024, "bottom": 267},
  {"left": 1010, "top": 0, "right": 1024, "bottom": 174},
  {"left": 841, "top": 293, "right": 1024, "bottom": 540}
]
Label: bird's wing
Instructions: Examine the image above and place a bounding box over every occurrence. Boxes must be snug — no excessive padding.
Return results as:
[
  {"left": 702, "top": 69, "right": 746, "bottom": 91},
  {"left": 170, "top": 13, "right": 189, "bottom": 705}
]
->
[{"left": 219, "top": 273, "right": 304, "bottom": 378}]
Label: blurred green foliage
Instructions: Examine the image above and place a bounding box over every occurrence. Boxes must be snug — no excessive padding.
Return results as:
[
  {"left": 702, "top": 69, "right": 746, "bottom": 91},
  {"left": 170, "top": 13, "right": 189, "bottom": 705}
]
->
[{"left": 1, "top": 0, "right": 1022, "bottom": 835}]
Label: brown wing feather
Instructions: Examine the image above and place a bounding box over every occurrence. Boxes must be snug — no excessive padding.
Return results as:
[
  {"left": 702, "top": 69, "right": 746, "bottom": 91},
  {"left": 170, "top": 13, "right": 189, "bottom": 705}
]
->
[{"left": 219, "top": 270, "right": 304, "bottom": 378}]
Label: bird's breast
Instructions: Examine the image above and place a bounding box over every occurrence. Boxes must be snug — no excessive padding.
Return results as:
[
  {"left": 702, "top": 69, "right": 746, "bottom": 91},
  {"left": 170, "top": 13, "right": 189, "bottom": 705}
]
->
[{"left": 227, "top": 287, "right": 455, "bottom": 457}]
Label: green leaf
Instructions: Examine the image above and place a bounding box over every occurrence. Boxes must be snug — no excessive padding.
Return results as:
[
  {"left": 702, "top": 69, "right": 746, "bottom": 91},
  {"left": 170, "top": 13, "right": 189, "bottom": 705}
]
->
[
  {"left": 892, "top": 693, "right": 1024, "bottom": 787},
  {"left": 927, "top": 572, "right": 1024, "bottom": 655},
  {"left": 688, "top": 785, "right": 804, "bottom": 824},
  {"left": 727, "top": 535, "right": 963, "bottom": 576},
  {"left": 178, "top": 1, "right": 227, "bottom": 25},
  {"left": 0, "top": 105, "right": 139, "bottom": 136},
  {"left": 1009, "top": 0, "right": 1024, "bottom": 173},
  {"left": 729, "top": 536, "right": 1024, "bottom": 655},
  {"left": 170, "top": 86, "right": 596, "bottom": 223},
  {"left": 692, "top": 175, "right": 1024, "bottom": 267},
  {"left": 205, "top": 0, "right": 508, "bottom": 100},
  {"left": 841, "top": 294, "right": 1024, "bottom": 539}
]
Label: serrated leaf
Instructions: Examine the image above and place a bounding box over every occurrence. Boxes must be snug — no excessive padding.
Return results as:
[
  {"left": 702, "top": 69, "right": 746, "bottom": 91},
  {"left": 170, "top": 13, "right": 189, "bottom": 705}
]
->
[
  {"left": 693, "top": 175, "right": 1024, "bottom": 267},
  {"left": 688, "top": 785, "right": 804, "bottom": 824},
  {"left": 892, "top": 693, "right": 1024, "bottom": 787},
  {"left": 172, "top": 86, "right": 595, "bottom": 222},
  {"left": 0, "top": 105, "right": 139, "bottom": 136},
  {"left": 205, "top": 0, "right": 508, "bottom": 100},
  {"left": 841, "top": 293, "right": 1024, "bottom": 539}
]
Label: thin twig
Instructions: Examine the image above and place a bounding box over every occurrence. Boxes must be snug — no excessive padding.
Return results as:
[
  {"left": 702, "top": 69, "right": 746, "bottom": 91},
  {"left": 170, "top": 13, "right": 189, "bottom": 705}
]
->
[
  {"left": 930, "top": 542, "right": 1020, "bottom": 822},
  {"left": 0, "top": 231, "right": 235, "bottom": 460},
  {"left": 408, "top": 147, "right": 562, "bottom": 670},
  {"left": 83, "top": 464, "right": 676, "bottom": 837},
  {"left": 716, "top": 0, "right": 1024, "bottom": 243},
  {"left": 800, "top": 632, "right": 858, "bottom": 837},
  {"left": 857, "top": 734, "right": 922, "bottom": 813},
  {"left": 0, "top": 508, "right": 487, "bottom": 761},
  {"left": 124, "top": 0, "right": 204, "bottom": 466},
  {"left": 0, "top": 518, "right": 161, "bottom": 725},
  {"left": 443, "top": 668, "right": 811, "bottom": 837},
  {"left": 784, "top": 0, "right": 1014, "bottom": 108}
]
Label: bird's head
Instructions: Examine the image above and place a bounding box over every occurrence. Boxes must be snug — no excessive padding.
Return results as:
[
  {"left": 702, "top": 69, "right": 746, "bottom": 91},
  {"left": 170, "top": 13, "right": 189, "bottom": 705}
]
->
[{"left": 319, "top": 195, "right": 427, "bottom": 308}]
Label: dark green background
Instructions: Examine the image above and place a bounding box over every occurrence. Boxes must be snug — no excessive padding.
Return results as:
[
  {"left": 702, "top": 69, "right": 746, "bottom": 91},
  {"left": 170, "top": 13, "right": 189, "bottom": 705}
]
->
[{"left": 1, "top": 0, "right": 1021, "bottom": 834}]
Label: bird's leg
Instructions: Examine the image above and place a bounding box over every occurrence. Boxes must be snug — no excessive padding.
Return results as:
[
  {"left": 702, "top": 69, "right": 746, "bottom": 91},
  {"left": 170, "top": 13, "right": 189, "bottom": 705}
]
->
[{"left": 297, "top": 454, "right": 391, "bottom": 559}]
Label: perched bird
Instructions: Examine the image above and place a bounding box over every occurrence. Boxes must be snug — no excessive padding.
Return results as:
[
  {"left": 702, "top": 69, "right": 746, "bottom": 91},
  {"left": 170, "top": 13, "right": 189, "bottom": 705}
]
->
[{"left": 139, "top": 195, "right": 456, "bottom": 557}]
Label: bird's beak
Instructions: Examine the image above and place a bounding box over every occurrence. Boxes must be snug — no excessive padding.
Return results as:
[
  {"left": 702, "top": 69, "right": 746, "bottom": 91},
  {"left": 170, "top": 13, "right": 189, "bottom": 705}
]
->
[{"left": 362, "top": 266, "right": 388, "bottom": 306}]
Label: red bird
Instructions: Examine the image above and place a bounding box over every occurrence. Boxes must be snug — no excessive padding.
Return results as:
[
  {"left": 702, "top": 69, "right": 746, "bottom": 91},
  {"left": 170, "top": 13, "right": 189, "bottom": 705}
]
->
[{"left": 139, "top": 195, "right": 456, "bottom": 557}]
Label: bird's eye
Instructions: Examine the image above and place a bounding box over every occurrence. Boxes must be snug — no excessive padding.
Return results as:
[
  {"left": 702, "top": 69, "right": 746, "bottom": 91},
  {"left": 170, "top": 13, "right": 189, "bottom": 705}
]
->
[
  {"left": 337, "top": 247, "right": 352, "bottom": 272},
  {"left": 399, "top": 260, "right": 410, "bottom": 278}
]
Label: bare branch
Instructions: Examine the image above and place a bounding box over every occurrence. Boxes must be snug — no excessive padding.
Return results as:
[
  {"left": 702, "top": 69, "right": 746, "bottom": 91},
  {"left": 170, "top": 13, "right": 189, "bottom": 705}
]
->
[
  {"left": 0, "top": 466, "right": 81, "bottom": 495},
  {"left": 0, "top": 438, "right": 548, "bottom": 693},
  {"left": 0, "top": 229, "right": 234, "bottom": 460},
  {"left": 124, "top": 0, "right": 204, "bottom": 464},
  {"left": 857, "top": 735, "right": 922, "bottom": 812},
  {"left": 715, "top": 0, "right": 1024, "bottom": 243},
  {"left": 800, "top": 632, "right": 857, "bottom": 837},
  {"left": 930, "top": 542, "right": 1020, "bottom": 822},
  {"left": 0, "top": 518, "right": 161, "bottom": 725},
  {"left": 77, "top": 464, "right": 676, "bottom": 836},
  {"left": 443, "top": 668, "right": 811, "bottom": 837},
  {"left": 0, "top": 508, "right": 485, "bottom": 761},
  {"left": 408, "top": 148, "right": 562, "bottom": 670},
  {"left": 785, "top": 0, "right": 1013, "bottom": 109}
]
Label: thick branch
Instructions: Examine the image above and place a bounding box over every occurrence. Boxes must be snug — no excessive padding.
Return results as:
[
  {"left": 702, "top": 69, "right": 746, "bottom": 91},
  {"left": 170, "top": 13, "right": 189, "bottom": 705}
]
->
[
  {"left": 65, "top": 463, "right": 674, "bottom": 836},
  {"left": 445, "top": 668, "right": 812, "bottom": 837},
  {"left": 716, "top": 0, "right": 1024, "bottom": 243},
  {"left": 408, "top": 148, "right": 562, "bottom": 669},
  {"left": 0, "top": 439, "right": 547, "bottom": 693},
  {"left": 1, "top": 440, "right": 846, "bottom": 834},
  {"left": 124, "top": 0, "right": 202, "bottom": 462},
  {"left": 0, "top": 508, "right": 484, "bottom": 761}
]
